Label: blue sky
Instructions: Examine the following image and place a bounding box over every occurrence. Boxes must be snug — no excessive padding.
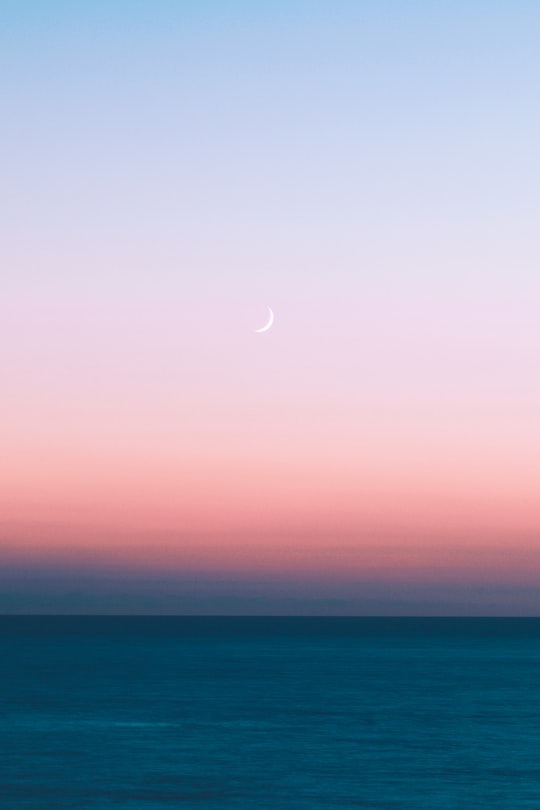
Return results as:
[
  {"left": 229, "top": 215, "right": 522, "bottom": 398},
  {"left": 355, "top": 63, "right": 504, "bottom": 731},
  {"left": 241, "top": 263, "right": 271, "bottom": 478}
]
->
[{"left": 2, "top": 1, "right": 540, "bottom": 613}]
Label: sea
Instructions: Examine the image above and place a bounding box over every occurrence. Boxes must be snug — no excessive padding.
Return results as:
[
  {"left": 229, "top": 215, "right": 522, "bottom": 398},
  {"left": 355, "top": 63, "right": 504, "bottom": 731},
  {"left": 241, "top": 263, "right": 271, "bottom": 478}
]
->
[{"left": 2, "top": 616, "right": 540, "bottom": 808}]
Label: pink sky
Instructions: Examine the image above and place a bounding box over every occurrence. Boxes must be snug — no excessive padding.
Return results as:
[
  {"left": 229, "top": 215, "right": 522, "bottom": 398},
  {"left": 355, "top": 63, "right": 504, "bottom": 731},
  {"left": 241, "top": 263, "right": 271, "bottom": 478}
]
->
[{"left": 2, "top": 2, "right": 540, "bottom": 612}]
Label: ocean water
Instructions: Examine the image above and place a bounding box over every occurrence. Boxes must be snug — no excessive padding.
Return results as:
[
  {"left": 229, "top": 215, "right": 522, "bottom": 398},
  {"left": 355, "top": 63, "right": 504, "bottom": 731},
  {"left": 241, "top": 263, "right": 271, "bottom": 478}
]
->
[{"left": 2, "top": 617, "right": 540, "bottom": 809}]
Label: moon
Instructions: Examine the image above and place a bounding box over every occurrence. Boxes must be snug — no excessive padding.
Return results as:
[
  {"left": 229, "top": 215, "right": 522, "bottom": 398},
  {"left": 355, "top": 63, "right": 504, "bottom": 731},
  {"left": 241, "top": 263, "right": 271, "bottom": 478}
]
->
[{"left": 254, "top": 306, "right": 274, "bottom": 333}]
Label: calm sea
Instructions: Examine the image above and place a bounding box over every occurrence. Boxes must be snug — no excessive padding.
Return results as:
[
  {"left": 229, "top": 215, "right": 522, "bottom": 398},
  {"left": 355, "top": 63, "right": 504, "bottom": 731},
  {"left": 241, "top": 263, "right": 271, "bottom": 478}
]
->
[{"left": 2, "top": 617, "right": 540, "bottom": 808}]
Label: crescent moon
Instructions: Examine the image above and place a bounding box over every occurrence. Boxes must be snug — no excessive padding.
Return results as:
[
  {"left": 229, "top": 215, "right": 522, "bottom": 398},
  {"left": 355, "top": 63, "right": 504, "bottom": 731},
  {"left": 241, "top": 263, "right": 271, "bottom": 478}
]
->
[{"left": 254, "top": 306, "right": 274, "bottom": 333}]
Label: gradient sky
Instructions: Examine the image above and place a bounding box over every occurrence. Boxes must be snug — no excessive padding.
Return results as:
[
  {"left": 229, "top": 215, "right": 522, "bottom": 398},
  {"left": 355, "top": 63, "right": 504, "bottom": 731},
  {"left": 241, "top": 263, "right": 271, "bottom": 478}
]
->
[{"left": 2, "top": 1, "right": 540, "bottom": 613}]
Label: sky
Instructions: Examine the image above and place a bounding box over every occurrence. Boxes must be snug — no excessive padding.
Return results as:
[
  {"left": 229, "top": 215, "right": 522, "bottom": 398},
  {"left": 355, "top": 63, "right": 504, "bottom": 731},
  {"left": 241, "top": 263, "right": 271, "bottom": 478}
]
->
[{"left": 1, "top": 1, "right": 540, "bottom": 614}]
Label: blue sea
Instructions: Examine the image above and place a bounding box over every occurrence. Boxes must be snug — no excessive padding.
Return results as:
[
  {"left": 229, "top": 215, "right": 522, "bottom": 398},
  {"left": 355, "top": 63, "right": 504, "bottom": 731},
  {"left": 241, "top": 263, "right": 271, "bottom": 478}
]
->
[{"left": 2, "top": 617, "right": 540, "bottom": 808}]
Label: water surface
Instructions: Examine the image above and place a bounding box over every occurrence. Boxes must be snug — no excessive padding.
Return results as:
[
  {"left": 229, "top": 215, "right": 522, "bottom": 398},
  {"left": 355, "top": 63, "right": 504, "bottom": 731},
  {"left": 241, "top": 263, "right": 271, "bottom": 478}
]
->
[{"left": 2, "top": 617, "right": 540, "bottom": 808}]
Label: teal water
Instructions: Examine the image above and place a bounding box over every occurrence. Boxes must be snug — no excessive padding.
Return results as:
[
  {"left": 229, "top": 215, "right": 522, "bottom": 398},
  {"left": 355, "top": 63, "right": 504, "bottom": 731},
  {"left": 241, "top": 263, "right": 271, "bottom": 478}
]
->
[{"left": 2, "top": 617, "right": 540, "bottom": 808}]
